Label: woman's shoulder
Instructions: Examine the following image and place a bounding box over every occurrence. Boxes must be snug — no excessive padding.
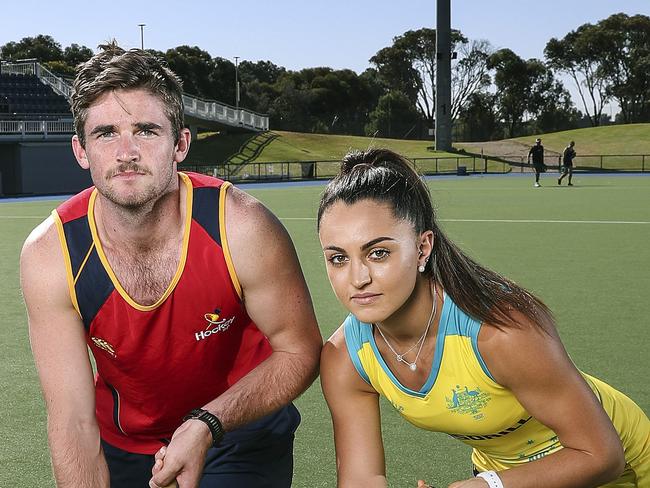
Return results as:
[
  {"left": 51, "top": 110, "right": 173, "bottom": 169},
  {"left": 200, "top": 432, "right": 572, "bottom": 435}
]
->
[{"left": 322, "top": 315, "right": 374, "bottom": 390}]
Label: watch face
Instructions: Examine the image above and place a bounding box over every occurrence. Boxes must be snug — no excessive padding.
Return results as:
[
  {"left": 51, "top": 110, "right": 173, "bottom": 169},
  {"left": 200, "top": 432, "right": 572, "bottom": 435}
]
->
[{"left": 183, "top": 408, "right": 205, "bottom": 421}]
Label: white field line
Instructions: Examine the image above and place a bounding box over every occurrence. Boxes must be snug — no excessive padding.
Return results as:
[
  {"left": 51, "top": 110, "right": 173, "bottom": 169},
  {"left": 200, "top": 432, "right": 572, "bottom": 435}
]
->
[
  {"left": 1, "top": 216, "right": 648, "bottom": 225},
  {"left": 0, "top": 215, "right": 47, "bottom": 219},
  {"left": 277, "top": 217, "right": 650, "bottom": 225}
]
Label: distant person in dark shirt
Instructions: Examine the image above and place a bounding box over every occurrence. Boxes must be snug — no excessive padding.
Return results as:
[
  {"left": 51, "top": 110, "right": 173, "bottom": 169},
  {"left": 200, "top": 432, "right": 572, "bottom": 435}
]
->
[
  {"left": 559, "top": 141, "right": 576, "bottom": 186},
  {"left": 527, "top": 138, "right": 545, "bottom": 187}
]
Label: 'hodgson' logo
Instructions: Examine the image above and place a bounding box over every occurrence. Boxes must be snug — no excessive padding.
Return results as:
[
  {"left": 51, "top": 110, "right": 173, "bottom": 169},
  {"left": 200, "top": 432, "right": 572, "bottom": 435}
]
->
[{"left": 196, "top": 310, "right": 235, "bottom": 341}]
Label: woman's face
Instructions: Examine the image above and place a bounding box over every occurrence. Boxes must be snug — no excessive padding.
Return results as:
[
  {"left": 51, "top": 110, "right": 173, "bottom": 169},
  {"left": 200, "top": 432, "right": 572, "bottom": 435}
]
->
[{"left": 319, "top": 199, "right": 430, "bottom": 325}]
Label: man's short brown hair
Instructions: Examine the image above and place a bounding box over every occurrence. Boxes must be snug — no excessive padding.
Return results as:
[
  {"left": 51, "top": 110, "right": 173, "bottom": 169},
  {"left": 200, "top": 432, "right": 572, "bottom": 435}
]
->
[{"left": 71, "top": 41, "right": 184, "bottom": 147}]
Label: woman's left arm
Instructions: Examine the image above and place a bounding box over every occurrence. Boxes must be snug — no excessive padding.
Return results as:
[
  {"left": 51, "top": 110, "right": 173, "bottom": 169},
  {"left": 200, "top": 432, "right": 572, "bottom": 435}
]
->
[{"left": 451, "top": 312, "right": 625, "bottom": 488}]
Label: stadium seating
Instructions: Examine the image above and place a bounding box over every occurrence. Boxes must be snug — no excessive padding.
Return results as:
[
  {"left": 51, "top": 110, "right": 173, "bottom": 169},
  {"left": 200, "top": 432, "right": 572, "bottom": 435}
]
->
[{"left": 0, "top": 72, "right": 71, "bottom": 117}]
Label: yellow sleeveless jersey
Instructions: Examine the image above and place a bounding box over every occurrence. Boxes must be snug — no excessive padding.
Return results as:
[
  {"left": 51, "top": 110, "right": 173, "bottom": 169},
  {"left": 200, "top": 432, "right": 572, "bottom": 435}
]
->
[{"left": 344, "top": 293, "right": 649, "bottom": 486}]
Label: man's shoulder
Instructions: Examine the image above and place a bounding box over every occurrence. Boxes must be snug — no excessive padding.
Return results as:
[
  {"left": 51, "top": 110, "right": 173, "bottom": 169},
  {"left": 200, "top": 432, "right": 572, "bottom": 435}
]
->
[
  {"left": 181, "top": 171, "right": 226, "bottom": 190},
  {"left": 21, "top": 215, "right": 60, "bottom": 270},
  {"left": 56, "top": 187, "right": 95, "bottom": 223}
]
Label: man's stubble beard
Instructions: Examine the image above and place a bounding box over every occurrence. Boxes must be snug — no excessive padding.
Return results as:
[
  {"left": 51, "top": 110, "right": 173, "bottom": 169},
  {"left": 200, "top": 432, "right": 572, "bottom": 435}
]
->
[{"left": 93, "top": 160, "right": 177, "bottom": 211}]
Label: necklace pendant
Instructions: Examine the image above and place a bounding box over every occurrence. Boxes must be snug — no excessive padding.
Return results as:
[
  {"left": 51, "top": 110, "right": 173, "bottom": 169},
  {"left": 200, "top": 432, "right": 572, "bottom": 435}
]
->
[
  {"left": 396, "top": 355, "right": 403, "bottom": 363},
  {"left": 409, "top": 363, "right": 417, "bottom": 371}
]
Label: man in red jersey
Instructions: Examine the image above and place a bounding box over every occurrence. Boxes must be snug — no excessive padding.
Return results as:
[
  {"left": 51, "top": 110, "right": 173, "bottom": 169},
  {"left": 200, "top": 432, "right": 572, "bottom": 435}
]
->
[{"left": 20, "top": 42, "right": 322, "bottom": 488}]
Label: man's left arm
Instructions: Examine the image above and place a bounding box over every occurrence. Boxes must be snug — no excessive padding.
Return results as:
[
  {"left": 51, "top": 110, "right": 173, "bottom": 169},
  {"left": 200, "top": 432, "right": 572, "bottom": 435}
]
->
[
  {"left": 205, "top": 185, "right": 323, "bottom": 426},
  {"left": 150, "top": 186, "right": 322, "bottom": 488}
]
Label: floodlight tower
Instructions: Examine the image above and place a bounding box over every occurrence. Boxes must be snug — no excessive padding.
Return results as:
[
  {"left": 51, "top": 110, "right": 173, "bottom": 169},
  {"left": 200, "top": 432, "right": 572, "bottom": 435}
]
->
[
  {"left": 138, "top": 24, "right": 146, "bottom": 50},
  {"left": 234, "top": 56, "right": 240, "bottom": 109},
  {"left": 435, "top": 0, "right": 452, "bottom": 151}
]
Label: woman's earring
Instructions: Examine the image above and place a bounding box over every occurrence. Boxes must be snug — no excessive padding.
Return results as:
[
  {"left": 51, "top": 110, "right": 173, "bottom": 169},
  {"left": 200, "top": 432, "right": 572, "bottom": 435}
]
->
[{"left": 418, "top": 255, "right": 430, "bottom": 273}]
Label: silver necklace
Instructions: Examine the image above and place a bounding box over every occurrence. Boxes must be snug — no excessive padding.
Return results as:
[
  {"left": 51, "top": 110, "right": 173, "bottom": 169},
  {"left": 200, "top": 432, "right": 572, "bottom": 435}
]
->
[{"left": 375, "top": 283, "right": 437, "bottom": 372}]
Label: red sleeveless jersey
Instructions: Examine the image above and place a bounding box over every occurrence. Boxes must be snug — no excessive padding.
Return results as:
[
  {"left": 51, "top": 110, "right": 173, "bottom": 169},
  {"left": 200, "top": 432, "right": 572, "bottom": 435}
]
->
[{"left": 52, "top": 172, "right": 273, "bottom": 454}]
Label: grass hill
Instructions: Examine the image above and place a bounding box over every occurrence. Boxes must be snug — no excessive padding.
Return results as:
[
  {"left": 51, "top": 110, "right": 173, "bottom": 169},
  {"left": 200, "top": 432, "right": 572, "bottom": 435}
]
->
[
  {"left": 185, "top": 130, "right": 458, "bottom": 165},
  {"left": 456, "top": 124, "right": 650, "bottom": 164},
  {"left": 511, "top": 123, "right": 650, "bottom": 155},
  {"left": 185, "top": 124, "right": 650, "bottom": 170}
]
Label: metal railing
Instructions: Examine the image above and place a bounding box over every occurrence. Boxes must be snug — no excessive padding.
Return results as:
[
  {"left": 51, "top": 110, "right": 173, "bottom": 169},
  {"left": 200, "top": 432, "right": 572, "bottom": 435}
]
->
[
  {"left": 0, "top": 60, "right": 37, "bottom": 76},
  {"left": 1, "top": 60, "right": 269, "bottom": 132},
  {"left": 180, "top": 155, "right": 507, "bottom": 183},
  {"left": 36, "top": 63, "right": 73, "bottom": 100},
  {"left": 508, "top": 154, "right": 649, "bottom": 173},
  {"left": 0, "top": 119, "right": 74, "bottom": 138},
  {"left": 182, "top": 95, "right": 268, "bottom": 131}
]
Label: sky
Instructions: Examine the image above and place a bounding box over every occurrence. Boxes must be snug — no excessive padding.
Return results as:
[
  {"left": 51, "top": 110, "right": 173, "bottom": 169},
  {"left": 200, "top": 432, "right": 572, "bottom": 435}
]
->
[{"left": 2, "top": 0, "right": 649, "bottom": 114}]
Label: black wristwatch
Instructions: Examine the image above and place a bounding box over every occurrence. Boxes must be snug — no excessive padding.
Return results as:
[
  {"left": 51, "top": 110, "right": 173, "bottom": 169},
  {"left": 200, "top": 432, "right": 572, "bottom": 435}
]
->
[{"left": 182, "top": 408, "right": 225, "bottom": 447}]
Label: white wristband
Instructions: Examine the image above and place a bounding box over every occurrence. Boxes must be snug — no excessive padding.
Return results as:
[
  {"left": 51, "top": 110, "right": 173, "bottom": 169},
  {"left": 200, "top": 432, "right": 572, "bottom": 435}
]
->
[{"left": 476, "top": 471, "right": 504, "bottom": 488}]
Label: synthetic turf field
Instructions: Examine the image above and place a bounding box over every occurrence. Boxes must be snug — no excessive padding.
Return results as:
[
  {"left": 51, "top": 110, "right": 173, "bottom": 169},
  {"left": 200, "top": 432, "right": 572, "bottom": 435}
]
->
[{"left": 0, "top": 173, "right": 648, "bottom": 487}]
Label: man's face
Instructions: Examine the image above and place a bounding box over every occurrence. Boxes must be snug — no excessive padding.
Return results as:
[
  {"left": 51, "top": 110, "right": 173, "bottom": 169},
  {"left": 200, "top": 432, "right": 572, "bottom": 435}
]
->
[{"left": 72, "top": 88, "right": 189, "bottom": 209}]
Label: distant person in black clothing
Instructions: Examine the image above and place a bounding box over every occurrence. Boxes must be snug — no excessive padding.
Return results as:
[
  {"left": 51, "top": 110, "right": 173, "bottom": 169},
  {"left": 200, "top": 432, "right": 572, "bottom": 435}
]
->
[
  {"left": 528, "top": 138, "right": 545, "bottom": 187},
  {"left": 559, "top": 141, "right": 576, "bottom": 186}
]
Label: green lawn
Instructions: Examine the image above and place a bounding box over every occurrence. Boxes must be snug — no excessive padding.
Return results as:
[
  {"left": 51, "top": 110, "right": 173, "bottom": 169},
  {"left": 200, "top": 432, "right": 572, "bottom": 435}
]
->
[
  {"left": 511, "top": 123, "right": 650, "bottom": 156},
  {"left": 187, "top": 124, "right": 650, "bottom": 173},
  {"left": 1, "top": 174, "right": 649, "bottom": 487},
  {"left": 187, "top": 130, "right": 460, "bottom": 165}
]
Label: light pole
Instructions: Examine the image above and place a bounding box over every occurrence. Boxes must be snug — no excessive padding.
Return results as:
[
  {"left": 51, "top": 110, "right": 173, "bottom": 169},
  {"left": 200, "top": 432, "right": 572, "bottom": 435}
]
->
[
  {"left": 435, "top": 0, "right": 452, "bottom": 151},
  {"left": 234, "top": 56, "right": 240, "bottom": 109},
  {"left": 138, "top": 24, "right": 146, "bottom": 50}
]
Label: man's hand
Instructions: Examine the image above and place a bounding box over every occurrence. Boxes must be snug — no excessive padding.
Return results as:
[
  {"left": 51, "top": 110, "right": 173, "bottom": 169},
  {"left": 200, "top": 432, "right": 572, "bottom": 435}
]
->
[
  {"left": 149, "top": 420, "right": 212, "bottom": 488},
  {"left": 150, "top": 447, "right": 178, "bottom": 488}
]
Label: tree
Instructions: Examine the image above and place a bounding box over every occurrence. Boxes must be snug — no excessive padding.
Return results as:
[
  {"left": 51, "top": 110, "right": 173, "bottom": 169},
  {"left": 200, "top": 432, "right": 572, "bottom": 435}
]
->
[
  {"left": 0, "top": 35, "right": 64, "bottom": 62},
  {"left": 456, "top": 92, "right": 500, "bottom": 142},
  {"left": 211, "top": 57, "right": 237, "bottom": 105},
  {"left": 64, "top": 44, "right": 94, "bottom": 68},
  {"left": 239, "top": 60, "right": 285, "bottom": 85},
  {"left": 487, "top": 49, "right": 532, "bottom": 137},
  {"left": 546, "top": 24, "right": 611, "bottom": 126},
  {"left": 546, "top": 13, "right": 650, "bottom": 125},
  {"left": 370, "top": 28, "right": 491, "bottom": 128},
  {"left": 597, "top": 13, "right": 650, "bottom": 123},
  {"left": 365, "top": 91, "right": 422, "bottom": 139},
  {"left": 265, "top": 67, "right": 381, "bottom": 135},
  {"left": 268, "top": 74, "right": 316, "bottom": 132},
  {"left": 164, "top": 46, "right": 218, "bottom": 100},
  {"left": 451, "top": 39, "right": 492, "bottom": 120},
  {"left": 487, "top": 49, "right": 575, "bottom": 137}
]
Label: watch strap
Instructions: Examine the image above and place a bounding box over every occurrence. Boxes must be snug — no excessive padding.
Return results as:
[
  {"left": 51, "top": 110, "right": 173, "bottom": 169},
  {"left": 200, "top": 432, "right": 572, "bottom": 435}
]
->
[
  {"left": 182, "top": 408, "right": 224, "bottom": 447},
  {"left": 476, "top": 471, "right": 504, "bottom": 488}
]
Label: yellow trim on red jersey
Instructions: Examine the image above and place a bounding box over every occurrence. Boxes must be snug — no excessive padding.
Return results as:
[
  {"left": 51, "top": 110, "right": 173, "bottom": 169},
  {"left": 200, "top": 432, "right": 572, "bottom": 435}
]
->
[
  {"left": 218, "top": 181, "right": 243, "bottom": 299},
  {"left": 74, "top": 241, "right": 96, "bottom": 286},
  {"left": 51, "top": 209, "right": 81, "bottom": 316},
  {"left": 86, "top": 172, "right": 194, "bottom": 312}
]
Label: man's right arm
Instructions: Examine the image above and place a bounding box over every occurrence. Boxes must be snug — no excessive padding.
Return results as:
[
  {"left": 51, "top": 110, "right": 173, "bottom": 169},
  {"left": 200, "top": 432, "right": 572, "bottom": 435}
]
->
[{"left": 20, "top": 217, "right": 109, "bottom": 488}]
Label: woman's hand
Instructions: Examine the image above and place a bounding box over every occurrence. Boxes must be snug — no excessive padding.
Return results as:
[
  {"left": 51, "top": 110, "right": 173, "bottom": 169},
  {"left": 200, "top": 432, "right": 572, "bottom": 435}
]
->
[{"left": 448, "top": 477, "right": 488, "bottom": 488}]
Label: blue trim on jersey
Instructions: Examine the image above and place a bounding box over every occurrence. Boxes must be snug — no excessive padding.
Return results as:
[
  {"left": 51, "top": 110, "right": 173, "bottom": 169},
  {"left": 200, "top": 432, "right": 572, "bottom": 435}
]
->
[
  {"left": 75, "top": 247, "right": 114, "bottom": 330},
  {"left": 343, "top": 292, "right": 497, "bottom": 395},
  {"left": 343, "top": 315, "right": 371, "bottom": 385},
  {"left": 62, "top": 214, "right": 115, "bottom": 330},
  {"left": 418, "top": 293, "right": 451, "bottom": 392},
  {"left": 442, "top": 296, "right": 495, "bottom": 382},
  {"left": 471, "top": 329, "right": 495, "bottom": 382},
  {"left": 63, "top": 216, "right": 93, "bottom": 278},
  {"left": 359, "top": 294, "right": 453, "bottom": 398},
  {"left": 192, "top": 187, "right": 222, "bottom": 246}
]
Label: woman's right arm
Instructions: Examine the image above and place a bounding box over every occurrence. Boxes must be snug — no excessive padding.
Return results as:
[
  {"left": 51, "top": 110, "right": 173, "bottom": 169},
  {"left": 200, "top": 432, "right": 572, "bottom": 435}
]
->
[{"left": 320, "top": 326, "right": 387, "bottom": 488}]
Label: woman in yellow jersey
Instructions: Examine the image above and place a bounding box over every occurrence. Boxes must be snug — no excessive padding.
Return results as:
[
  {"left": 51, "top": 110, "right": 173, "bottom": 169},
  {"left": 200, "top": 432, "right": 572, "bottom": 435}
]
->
[{"left": 317, "top": 149, "right": 649, "bottom": 488}]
